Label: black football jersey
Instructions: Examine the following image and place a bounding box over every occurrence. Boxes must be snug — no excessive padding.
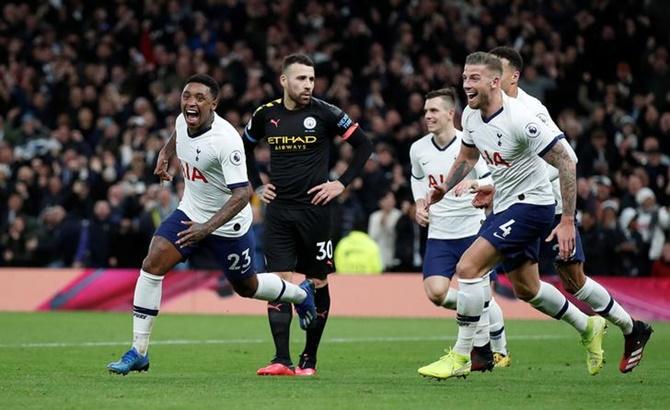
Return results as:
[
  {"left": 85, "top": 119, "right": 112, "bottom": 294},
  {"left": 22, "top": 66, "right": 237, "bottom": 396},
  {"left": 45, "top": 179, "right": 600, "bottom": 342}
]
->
[{"left": 244, "top": 97, "right": 357, "bottom": 207}]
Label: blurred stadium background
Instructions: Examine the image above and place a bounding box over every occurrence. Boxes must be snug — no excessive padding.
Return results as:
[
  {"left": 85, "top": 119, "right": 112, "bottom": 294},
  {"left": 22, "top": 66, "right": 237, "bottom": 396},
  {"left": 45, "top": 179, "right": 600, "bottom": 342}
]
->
[{"left": 1, "top": 1, "right": 670, "bottom": 408}]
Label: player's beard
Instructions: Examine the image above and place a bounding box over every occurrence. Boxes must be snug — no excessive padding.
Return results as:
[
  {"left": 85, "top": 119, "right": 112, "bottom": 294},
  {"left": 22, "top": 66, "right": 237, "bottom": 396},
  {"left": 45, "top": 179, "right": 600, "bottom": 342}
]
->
[
  {"left": 288, "top": 89, "right": 311, "bottom": 108},
  {"left": 474, "top": 89, "right": 491, "bottom": 110}
]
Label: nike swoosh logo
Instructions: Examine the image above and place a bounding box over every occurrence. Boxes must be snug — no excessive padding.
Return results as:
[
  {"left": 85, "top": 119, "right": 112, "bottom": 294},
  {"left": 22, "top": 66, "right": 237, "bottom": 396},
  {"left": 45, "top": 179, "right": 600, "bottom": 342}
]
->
[
  {"left": 493, "top": 232, "right": 506, "bottom": 240},
  {"left": 421, "top": 161, "right": 429, "bottom": 165},
  {"left": 241, "top": 266, "right": 251, "bottom": 274}
]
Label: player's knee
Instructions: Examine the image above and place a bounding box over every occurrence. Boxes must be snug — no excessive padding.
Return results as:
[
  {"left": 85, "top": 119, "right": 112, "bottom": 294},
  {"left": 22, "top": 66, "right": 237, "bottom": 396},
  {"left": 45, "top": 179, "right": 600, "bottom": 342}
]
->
[
  {"left": 511, "top": 281, "right": 536, "bottom": 301},
  {"left": 141, "top": 255, "right": 166, "bottom": 276},
  {"left": 232, "top": 281, "right": 256, "bottom": 298},
  {"left": 425, "top": 290, "right": 445, "bottom": 306},
  {"left": 456, "top": 260, "right": 478, "bottom": 279},
  {"left": 556, "top": 262, "right": 586, "bottom": 294}
]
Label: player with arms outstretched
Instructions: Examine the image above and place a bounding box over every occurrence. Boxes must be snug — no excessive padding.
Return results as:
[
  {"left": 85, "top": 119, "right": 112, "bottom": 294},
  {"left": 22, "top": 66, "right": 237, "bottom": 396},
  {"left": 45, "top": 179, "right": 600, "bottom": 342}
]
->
[
  {"left": 410, "top": 88, "right": 507, "bottom": 373},
  {"left": 486, "top": 46, "right": 652, "bottom": 373},
  {"left": 244, "top": 54, "right": 373, "bottom": 376},
  {"left": 422, "top": 52, "right": 606, "bottom": 380},
  {"left": 107, "top": 74, "right": 316, "bottom": 375}
]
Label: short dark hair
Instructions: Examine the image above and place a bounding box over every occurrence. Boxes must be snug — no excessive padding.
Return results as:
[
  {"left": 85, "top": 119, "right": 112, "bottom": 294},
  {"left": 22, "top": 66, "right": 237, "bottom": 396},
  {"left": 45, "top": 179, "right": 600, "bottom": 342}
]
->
[
  {"left": 425, "top": 88, "right": 456, "bottom": 108},
  {"left": 489, "top": 46, "right": 524, "bottom": 72},
  {"left": 464, "top": 52, "right": 503, "bottom": 76},
  {"left": 185, "top": 74, "right": 220, "bottom": 99},
  {"left": 282, "top": 53, "right": 314, "bottom": 72}
]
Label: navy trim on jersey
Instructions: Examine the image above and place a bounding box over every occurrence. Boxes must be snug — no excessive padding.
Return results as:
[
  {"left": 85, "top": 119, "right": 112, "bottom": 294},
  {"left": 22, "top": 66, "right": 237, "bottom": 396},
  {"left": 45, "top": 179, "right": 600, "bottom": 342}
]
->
[
  {"left": 187, "top": 123, "right": 213, "bottom": 139},
  {"left": 431, "top": 135, "right": 457, "bottom": 151},
  {"left": 482, "top": 106, "right": 503, "bottom": 123},
  {"left": 411, "top": 173, "right": 424, "bottom": 180},
  {"left": 462, "top": 140, "right": 476, "bottom": 148},
  {"left": 479, "top": 172, "right": 491, "bottom": 179},
  {"left": 243, "top": 129, "right": 258, "bottom": 143},
  {"left": 228, "top": 181, "right": 249, "bottom": 190},
  {"left": 556, "top": 133, "right": 566, "bottom": 140},
  {"left": 538, "top": 135, "right": 560, "bottom": 156}
]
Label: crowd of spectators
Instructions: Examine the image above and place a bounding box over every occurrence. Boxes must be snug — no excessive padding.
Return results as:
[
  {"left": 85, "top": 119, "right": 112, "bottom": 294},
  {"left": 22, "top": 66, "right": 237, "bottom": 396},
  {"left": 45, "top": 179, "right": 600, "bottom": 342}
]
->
[{"left": 1, "top": 0, "right": 670, "bottom": 276}]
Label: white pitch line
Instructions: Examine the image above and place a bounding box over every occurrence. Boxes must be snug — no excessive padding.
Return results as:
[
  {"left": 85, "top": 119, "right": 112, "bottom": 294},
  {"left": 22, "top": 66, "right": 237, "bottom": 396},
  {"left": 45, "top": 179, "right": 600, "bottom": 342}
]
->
[{"left": 0, "top": 334, "right": 570, "bottom": 349}]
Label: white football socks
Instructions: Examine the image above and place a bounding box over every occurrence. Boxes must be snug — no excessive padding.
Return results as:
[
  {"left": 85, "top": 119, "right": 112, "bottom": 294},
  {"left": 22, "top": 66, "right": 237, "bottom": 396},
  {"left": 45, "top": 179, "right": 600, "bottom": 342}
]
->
[
  {"left": 453, "top": 277, "right": 485, "bottom": 356},
  {"left": 132, "top": 270, "right": 164, "bottom": 356},
  {"left": 529, "top": 281, "right": 587, "bottom": 333},
  {"left": 488, "top": 297, "right": 508, "bottom": 355},
  {"left": 441, "top": 287, "right": 458, "bottom": 310},
  {"left": 253, "top": 273, "right": 307, "bottom": 303},
  {"left": 573, "top": 277, "right": 634, "bottom": 335},
  {"left": 474, "top": 279, "right": 492, "bottom": 347}
]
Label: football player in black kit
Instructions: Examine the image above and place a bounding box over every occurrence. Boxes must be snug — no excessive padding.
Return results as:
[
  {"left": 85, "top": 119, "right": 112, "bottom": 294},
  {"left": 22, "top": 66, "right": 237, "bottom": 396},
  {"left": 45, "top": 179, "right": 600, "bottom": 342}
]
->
[{"left": 244, "top": 53, "right": 373, "bottom": 376}]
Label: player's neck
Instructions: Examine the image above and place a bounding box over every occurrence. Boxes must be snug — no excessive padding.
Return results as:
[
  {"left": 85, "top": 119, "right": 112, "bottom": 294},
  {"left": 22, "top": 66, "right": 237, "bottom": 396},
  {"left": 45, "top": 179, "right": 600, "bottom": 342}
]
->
[
  {"left": 481, "top": 90, "right": 503, "bottom": 119},
  {"left": 507, "top": 84, "right": 519, "bottom": 98},
  {"left": 433, "top": 127, "right": 456, "bottom": 147}
]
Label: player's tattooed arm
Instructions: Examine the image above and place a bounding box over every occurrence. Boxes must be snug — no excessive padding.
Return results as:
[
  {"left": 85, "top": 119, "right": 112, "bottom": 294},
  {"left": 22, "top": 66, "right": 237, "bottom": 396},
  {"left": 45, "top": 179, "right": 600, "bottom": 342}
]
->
[
  {"left": 154, "top": 130, "right": 176, "bottom": 181},
  {"left": 543, "top": 141, "right": 577, "bottom": 260},
  {"left": 176, "top": 186, "right": 250, "bottom": 247},
  {"left": 542, "top": 142, "right": 576, "bottom": 217},
  {"left": 428, "top": 144, "right": 479, "bottom": 204}
]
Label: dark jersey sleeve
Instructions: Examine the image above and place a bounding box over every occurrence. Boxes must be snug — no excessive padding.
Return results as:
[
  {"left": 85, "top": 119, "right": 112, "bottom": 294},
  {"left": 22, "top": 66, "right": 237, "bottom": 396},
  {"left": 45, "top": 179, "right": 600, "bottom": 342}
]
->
[
  {"left": 322, "top": 101, "right": 359, "bottom": 140},
  {"left": 244, "top": 106, "right": 266, "bottom": 143},
  {"left": 243, "top": 107, "right": 266, "bottom": 189}
]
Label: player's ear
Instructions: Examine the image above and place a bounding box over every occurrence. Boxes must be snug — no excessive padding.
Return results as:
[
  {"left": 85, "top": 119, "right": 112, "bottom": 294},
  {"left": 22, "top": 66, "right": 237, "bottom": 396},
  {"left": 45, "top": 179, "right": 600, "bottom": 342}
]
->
[
  {"left": 211, "top": 98, "right": 218, "bottom": 112},
  {"left": 512, "top": 70, "right": 520, "bottom": 84},
  {"left": 280, "top": 74, "right": 287, "bottom": 88}
]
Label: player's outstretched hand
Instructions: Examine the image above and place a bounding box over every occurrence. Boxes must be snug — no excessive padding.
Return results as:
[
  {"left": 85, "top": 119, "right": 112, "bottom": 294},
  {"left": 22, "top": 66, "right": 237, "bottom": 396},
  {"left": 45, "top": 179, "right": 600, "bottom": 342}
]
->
[
  {"left": 414, "top": 199, "right": 429, "bottom": 227},
  {"left": 257, "top": 183, "right": 277, "bottom": 204},
  {"left": 154, "top": 149, "right": 173, "bottom": 182},
  {"left": 545, "top": 217, "right": 576, "bottom": 260},
  {"left": 427, "top": 185, "right": 446, "bottom": 205},
  {"left": 471, "top": 184, "right": 495, "bottom": 208},
  {"left": 454, "top": 179, "right": 478, "bottom": 197},
  {"left": 308, "top": 180, "right": 344, "bottom": 205},
  {"left": 176, "top": 220, "right": 211, "bottom": 248}
]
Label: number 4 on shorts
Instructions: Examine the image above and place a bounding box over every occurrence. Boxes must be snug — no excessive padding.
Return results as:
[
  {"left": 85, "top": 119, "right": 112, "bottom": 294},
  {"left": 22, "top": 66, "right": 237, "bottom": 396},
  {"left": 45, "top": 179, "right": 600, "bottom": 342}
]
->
[{"left": 496, "top": 219, "right": 515, "bottom": 238}]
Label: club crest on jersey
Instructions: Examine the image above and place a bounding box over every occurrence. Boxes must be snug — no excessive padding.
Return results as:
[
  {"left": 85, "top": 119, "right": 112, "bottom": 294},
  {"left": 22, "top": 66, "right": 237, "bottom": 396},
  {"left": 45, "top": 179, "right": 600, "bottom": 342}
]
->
[
  {"left": 524, "top": 122, "right": 540, "bottom": 138},
  {"left": 196, "top": 147, "right": 201, "bottom": 161},
  {"left": 303, "top": 116, "right": 316, "bottom": 130},
  {"left": 230, "top": 150, "right": 242, "bottom": 166}
]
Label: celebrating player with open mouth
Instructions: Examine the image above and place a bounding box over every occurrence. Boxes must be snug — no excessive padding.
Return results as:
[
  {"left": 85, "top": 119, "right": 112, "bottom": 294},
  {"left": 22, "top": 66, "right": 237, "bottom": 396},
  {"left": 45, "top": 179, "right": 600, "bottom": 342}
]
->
[{"left": 106, "top": 74, "right": 317, "bottom": 375}]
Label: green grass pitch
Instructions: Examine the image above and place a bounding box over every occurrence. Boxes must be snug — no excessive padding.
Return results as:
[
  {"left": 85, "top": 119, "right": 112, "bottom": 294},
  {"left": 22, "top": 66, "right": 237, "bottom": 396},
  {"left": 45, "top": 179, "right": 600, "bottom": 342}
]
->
[{"left": 0, "top": 312, "right": 668, "bottom": 409}]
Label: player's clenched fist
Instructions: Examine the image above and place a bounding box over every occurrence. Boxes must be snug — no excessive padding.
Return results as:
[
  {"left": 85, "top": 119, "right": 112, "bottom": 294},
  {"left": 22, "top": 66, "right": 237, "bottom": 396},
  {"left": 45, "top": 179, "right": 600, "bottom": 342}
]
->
[{"left": 154, "top": 149, "right": 173, "bottom": 181}]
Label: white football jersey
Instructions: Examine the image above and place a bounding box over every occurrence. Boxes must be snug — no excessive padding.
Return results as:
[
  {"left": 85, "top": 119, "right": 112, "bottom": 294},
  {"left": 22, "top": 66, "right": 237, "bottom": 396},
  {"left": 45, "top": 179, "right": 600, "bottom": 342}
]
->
[
  {"left": 410, "top": 131, "right": 491, "bottom": 239},
  {"left": 461, "top": 92, "right": 559, "bottom": 214},
  {"left": 515, "top": 87, "right": 578, "bottom": 215},
  {"left": 176, "top": 112, "right": 252, "bottom": 238}
]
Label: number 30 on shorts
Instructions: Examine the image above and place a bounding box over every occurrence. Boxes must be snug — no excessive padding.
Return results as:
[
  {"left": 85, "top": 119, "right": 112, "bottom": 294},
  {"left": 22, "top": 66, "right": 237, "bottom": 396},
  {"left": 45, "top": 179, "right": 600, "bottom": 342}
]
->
[
  {"left": 316, "top": 240, "right": 333, "bottom": 260},
  {"left": 227, "top": 248, "right": 251, "bottom": 271}
]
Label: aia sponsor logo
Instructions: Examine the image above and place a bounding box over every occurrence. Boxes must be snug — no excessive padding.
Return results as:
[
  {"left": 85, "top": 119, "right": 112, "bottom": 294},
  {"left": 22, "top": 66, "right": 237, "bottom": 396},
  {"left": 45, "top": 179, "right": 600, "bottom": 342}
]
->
[
  {"left": 181, "top": 162, "right": 208, "bottom": 182},
  {"left": 482, "top": 150, "right": 511, "bottom": 167}
]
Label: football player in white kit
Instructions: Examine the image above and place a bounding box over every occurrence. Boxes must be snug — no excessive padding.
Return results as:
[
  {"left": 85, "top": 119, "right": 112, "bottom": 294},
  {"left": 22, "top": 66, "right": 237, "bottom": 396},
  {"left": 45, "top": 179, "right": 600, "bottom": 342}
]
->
[
  {"left": 410, "top": 88, "right": 507, "bottom": 374},
  {"left": 421, "top": 52, "right": 606, "bottom": 380},
  {"left": 488, "top": 46, "right": 652, "bottom": 373},
  {"left": 107, "top": 75, "right": 316, "bottom": 375}
]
